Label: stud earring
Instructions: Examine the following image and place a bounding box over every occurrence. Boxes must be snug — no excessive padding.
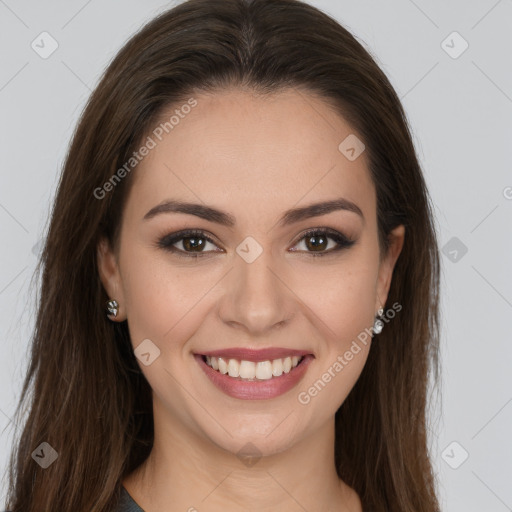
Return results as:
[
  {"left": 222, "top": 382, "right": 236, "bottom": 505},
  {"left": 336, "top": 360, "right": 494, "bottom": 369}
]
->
[
  {"left": 373, "top": 306, "right": 385, "bottom": 335},
  {"left": 106, "top": 299, "right": 119, "bottom": 319}
]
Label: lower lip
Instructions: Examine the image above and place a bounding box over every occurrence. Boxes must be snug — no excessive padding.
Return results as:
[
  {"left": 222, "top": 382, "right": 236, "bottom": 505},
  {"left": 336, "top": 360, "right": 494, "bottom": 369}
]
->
[{"left": 194, "top": 354, "right": 314, "bottom": 400}]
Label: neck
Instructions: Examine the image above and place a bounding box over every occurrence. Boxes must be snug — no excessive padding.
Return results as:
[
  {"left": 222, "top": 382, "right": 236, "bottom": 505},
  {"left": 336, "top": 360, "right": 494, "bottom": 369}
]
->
[{"left": 123, "top": 403, "right": 361, "bottom": 511}]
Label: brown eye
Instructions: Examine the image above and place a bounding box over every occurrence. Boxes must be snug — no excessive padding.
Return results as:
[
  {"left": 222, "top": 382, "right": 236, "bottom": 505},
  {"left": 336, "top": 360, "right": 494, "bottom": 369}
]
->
[
  {"left": 304, "top": 233, "right": 329, "bottom": 252},
  {"left": 181, "top": 236, "right": 208, "bottom": 252},
  {"left": 290, "top": 228, "right": 356, "bottom": 256},
  {"left": 157, "top": 229, "right": 222, "bottom": 257}
]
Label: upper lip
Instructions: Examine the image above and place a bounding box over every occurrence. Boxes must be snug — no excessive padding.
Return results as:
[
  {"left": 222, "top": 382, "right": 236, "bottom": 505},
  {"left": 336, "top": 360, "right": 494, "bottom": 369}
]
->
[{"left": 195, "top": 347, "right": 313, "bottom": 362}]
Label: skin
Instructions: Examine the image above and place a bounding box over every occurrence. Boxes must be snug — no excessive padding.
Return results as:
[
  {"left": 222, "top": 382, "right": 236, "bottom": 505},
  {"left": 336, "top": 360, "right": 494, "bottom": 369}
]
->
[{"left": 98, "top": 86, "right": 405, "bottom": 511}]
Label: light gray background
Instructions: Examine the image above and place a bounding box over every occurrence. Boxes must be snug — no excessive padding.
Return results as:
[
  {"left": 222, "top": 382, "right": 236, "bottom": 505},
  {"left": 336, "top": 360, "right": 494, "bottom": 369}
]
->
[{"left": 1, "top": 0, "right": 511, "bottom": 510}]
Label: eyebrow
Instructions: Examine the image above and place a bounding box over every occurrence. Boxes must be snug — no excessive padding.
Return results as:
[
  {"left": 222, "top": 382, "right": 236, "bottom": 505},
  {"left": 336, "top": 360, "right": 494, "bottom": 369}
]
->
[{"left": 143, "top": 198, "right": 364, "bottom": 227}]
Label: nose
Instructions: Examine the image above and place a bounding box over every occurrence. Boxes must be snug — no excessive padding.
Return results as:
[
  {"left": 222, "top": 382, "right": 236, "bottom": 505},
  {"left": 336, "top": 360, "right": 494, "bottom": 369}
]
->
[{"left": 217, "top": 246, "right": 295, "bottom": 336}]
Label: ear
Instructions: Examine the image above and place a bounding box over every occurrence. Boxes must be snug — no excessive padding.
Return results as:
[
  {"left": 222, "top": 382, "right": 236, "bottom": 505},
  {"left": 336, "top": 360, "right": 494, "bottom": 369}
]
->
[
  {"left": 97, "top": 236, "right": 126, "bottom": 321},
  {"left": 375, "top": 224, "right": 405, "bottom": 311}
]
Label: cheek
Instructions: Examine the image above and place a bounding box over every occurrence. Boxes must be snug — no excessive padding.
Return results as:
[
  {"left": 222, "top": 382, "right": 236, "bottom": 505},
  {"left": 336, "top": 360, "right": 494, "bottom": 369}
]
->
[
  {"left": 289, "top": 251, "right": 378, "bottom": 403},
  {"left": 119, "top": 244, "right": 224, "bottom": 350},
  {"left": 292, "top": 284, "right": 375, "bottom": 422},
  {"left": 290, "top": 251, "right": 379, "bottom": 349}
]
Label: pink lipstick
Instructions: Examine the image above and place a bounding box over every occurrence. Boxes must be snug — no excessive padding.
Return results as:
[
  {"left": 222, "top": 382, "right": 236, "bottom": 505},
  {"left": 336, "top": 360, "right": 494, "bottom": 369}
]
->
[{"left": 194, "top": 348, "right": 314, "bottom": 400}]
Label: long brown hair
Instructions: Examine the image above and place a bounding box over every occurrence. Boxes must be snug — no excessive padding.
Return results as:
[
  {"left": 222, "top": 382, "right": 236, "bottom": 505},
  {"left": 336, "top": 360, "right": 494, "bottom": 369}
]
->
[{"left": 4, "top": 0, "right": 441, "bottom": 510}]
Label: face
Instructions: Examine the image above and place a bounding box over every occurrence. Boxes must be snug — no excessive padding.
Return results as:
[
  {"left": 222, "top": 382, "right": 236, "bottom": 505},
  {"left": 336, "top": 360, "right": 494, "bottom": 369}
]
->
[{"left": 98, "top": 87, "right": 404, "bottom": 457}]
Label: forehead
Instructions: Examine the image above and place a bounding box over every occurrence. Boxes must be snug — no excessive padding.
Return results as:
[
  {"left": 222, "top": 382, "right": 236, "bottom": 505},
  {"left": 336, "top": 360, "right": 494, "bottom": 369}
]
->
[{"left": 125, "top": 87, "right": 375, "bottom": 225}]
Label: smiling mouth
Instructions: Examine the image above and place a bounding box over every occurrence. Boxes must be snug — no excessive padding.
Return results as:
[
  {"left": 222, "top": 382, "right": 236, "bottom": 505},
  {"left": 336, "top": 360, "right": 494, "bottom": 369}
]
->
[{"left": 201, "top": 354, "right": 305, "bottom": 381}]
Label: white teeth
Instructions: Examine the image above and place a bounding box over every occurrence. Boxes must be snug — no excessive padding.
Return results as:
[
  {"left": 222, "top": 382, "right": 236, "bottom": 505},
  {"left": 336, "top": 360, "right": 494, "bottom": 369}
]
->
[
  {"left": 239, "top": 360, "right": 256, "bottom": 378},
  {"left": 218, "top": 357, "right": 228, "bottom": 374},
  {"left": 227, "top": 359, "right": 239, "bottom": 378},
  {"left": 272, "top": 358, "right": 283, "bottom": 377},
  {"left": 204, "top": 355, "right": 304, "bottom": 380},
  {"left": 255, "top": 361, "right": 273, "bottom": 380}
]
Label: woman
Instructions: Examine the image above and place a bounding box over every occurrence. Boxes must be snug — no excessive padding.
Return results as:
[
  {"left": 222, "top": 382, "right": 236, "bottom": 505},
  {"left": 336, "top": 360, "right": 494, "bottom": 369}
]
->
[{"left": 4, "top": 0, "right": 441, "bottom": 510}]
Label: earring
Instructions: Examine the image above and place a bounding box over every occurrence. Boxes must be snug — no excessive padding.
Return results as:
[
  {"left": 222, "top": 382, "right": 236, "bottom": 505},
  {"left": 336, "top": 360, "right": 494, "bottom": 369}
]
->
[
  {"left": 373, "top": 306, "right": 385, "bottom": 335},
  {"left": 106, "top": 299, "right": 119, "bottom": 319}
]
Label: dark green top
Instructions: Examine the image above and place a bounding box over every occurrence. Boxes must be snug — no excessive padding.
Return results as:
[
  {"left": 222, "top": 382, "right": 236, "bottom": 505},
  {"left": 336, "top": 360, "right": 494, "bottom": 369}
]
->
[{"left": 118, "top": 486, "right": 144, "bottom": 512}]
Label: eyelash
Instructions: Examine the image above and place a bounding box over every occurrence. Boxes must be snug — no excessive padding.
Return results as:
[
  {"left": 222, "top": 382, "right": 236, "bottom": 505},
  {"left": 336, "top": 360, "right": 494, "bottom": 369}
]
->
[{"left": 156, "top": 228, "right": 356, "bottom": 259}]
